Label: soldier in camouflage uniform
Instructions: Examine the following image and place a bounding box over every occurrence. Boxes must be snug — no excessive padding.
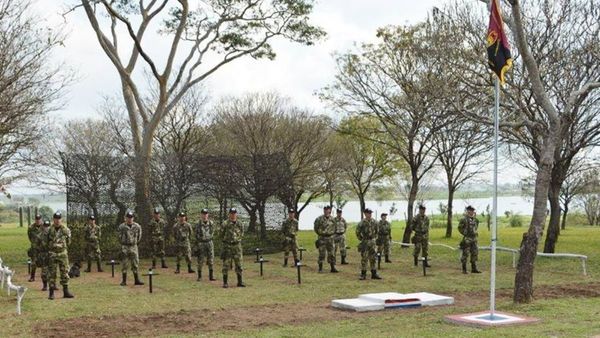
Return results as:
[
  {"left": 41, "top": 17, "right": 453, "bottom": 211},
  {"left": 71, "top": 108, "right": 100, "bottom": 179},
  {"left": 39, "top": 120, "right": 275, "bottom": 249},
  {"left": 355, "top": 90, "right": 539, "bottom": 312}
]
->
[
  {"left": 220, "top": 208, "right": 245, "bottom": 288},
  {"left": 84, "top": 215, "right": 103, "bottom": 273},
  {"left": 458, "top": 205, "right": 481, "bottom": 274},
  {"left": 173, "top": 212, "right": 195, "bottom": 274},
  {"left": 118, "top": 211, "right": 144, "bottom": 286},
  {"left": 356, "top": 208, "right": 382, "bottom": 280},
  {"left": 194, "top": 209, "right": 216, "bottom": 281},
  {"left": 314, "top": 205, "right": 338, "bottom": 273},
  {"left": 149, "top": 208, "right": 168, "bottom": 269},
  {"left": 333, "top": 208, "right": 349, "bottom": 265},
  {"left": 377, "top": 213, "right": 392, "bottom": 263},
  {"left": 27, "top": 214, "right": 43, "bottom": 282},
  {"left": 411, "top": 205, "right": 431, "bottom": 267},
  {"left": 45, "top": 212, "right": 74, "bottom": 299},
  {"left": 37, "top": 220, "right": 51, "bottom": 291},
  {"left": 281, "top": 208, "right": 299, "bottom": 267}
]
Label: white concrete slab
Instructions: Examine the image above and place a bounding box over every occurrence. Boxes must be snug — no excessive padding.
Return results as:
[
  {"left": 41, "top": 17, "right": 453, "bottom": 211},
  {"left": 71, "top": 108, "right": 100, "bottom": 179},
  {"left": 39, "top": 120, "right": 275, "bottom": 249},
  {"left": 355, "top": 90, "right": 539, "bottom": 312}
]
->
[
  {"left": 402, "top": 292, "right": 454, "bottom": 306},
  {"left": 331, "top": 298, "right": 384, "bottom": 312}
]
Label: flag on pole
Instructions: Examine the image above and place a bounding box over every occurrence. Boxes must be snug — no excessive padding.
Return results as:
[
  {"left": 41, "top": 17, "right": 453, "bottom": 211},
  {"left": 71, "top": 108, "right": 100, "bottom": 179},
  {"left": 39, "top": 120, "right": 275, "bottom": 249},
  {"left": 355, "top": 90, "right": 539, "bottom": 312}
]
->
[{"left": 487, "top": 0, "right": 512, "bottom": 84}]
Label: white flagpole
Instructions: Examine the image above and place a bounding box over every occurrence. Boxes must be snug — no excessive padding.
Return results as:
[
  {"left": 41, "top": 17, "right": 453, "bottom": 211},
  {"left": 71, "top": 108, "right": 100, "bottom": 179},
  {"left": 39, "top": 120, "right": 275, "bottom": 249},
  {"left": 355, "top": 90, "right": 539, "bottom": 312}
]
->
[{"left": 490, "top": 76, "right": 500, "bottom": 317}]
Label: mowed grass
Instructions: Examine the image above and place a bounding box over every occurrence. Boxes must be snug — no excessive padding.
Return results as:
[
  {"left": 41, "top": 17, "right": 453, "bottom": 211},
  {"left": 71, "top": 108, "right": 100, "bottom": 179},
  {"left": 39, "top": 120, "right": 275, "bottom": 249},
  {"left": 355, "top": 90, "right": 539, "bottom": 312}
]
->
[{"left": 0, "top": 220, "right": 599, "bottom": 337}]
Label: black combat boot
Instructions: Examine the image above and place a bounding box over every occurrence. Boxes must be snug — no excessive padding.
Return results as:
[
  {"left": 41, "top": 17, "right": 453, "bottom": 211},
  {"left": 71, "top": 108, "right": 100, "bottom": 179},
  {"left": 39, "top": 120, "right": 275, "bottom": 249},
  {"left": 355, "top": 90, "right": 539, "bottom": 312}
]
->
[
  {"left": 414, "top": 256, "right": 418, "bottom": 266},
  {"left": 283, "top": 258, "right": 288, "bottom": 267},
  {"left": 175, "top": 264, "right": 180, "bottom": 274},
  {"left": 209, "top": 268, "right": 216, "bottom": 281},
  {"left": 197, "top": 269, "right": 202, "bottom": 281},
  {"left": 341, "top": 255, "right": 349, "bottom": 265},
  {"left": 187, "top": 264, "right": 195, "bottom": 273},
  {"left": 371, "top": 270, "right": 382, "bottom": 280},
  {"left": 63, "top": 285, "right": 74, "bottom": 298},
  {"left": 424, "top": 257, "right": 431, "bottom": 268},
  {"left": 85, "top": 259, "right": 92, "bottom": 273},
  {"left": 48, "top": 287, "right": 55, "bottom": 300},
  {"left": 330, "top": 263, "right": 339, "bottom": 273},
  {"left": 293, "top": 258, "right": 299, "bottom": 267},
  {"left": 134, "top": 273, "right": 144, "bottom": 285},
  {"left": 120, "top": 272, "right": 127, "bottom": 286},
  {"left": 359, "top": 270, "right": 367, "bottom": 280},
  {"left": 462, "top": 262, "right": 468, "bottom": 274},
  {"left": 385, "top": 255, "right": 392, "bottom": 263},
  {"left": 471, "top": 263, "right": 482, "bottom": 273},
  {"left": 152, "top": 258, "right": 157, "bottom": 269},
  {"left": 318, "top": 262, "right": 323, "bottom": 273},
  {"left": 42, "top": 279, "right": 48, "bottom": 291},
  {"left": 236, "top": 273, "right": 246, "bottom": 287},
  {"left": 161, "top": 258, "right": 168, "bottom": 269},
  {"left": 97, "top": 258, "right": 104, "bottom": 272},
  {"left": 222, "top": 275, "right": 228, "bottom": 288},
  {"left": 29, "top": 267, "right": 36, "bottom": 282}
]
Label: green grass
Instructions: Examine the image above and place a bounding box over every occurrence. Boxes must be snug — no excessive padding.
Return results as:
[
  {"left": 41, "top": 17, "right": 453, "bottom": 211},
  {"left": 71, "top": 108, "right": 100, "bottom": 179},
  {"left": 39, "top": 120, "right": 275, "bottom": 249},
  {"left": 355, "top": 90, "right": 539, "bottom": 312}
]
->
[{"left": 1, "top": 221, "right": 599, "bottom": 337}]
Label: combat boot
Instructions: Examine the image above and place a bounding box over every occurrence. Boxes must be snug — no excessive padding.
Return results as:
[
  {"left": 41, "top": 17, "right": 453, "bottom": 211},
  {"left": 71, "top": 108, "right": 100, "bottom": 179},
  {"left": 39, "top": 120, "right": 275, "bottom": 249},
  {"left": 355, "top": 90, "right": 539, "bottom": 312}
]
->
[
  {"left": 187, "top": 264, "right": 195, "bottom": 274},
  {"left": 85, "top": 259, "right": 92, "bottom": 273},
  {"left": 209, "top": 268, "right": 216, "bottom": 281},
  {"left": 293, "top": 259, "right": 299, "bottom": 267},
  {"left": 462, "top": 262, "right": 468, "bottom": 274},
  {"left": 222, "top": 275, "right": 228, "bottom": 288},
  {"left": 97, "top": 258, "right": 104, "bottom": 272},
  {"left": 359, "top": 270, "right": 367, "bottom": 280},
  {"left": 120, "top": 272, "right": 127, "bottom": 286},
  {"left": 28, "top": 268, "right": 35, "bottom": 282},
  {"left": 42, "top": 279, "right": 48, "bottom": 291},
  {"left": 424, "top": 258, "right": 431, "bottom": 268},
  {"left": 471, "top": 263, "right": 482, "bottom": 273},
  {"left": 48, "top": 287, "right": 55, "bottom": 300},
  {"left": 283, "top": 258, "right": 288, "bottom": 267},
  {"left": 197, "top": 269, "right": 202, "bottom": 281},
  {"left": 63, "top": 285, "right": 74, "bottom": 298},
  {"left": 318, "top": 262, "right": 323, "bottom": 273},
  {"left": 371, "top": 270, "right": 382, "bottom": 280},
  {"left": 236, "top": 273, "right": 246, "bottom": 287},
  {"left": 414, "top": 256, "right": 418, "bottom": 266},
  {"left": 330, "top": 263, "right": 339, "bottom": 273},
  {"left": 175, "top": 264, "right": 180, "bottom": 274},
  {"left": 341, "top": 255, "right": 349, "bottom": 265},
  {"left": 152, "top": 258, "right": 156, "bottom": 269},
  {"left": 134, "top": 273, "right": 144, "bottom": 285},
  {"left": 385, "top": 255, "right": 392, "bottom": 263},
  {"left": 161, "top": 258, "right": 168, "bottom": 269}
]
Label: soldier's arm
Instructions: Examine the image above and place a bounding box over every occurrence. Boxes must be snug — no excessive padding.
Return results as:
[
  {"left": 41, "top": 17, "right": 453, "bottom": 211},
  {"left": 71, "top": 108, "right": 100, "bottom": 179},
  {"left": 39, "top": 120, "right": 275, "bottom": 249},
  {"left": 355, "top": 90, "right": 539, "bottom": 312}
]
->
[
  {"left": 65, "top": 227, "right": 72, "bottom": 247},
  {"left": 458, "top": 219, "right": 466, "bottom": 236},
  {"left": 313, "top": 218, "right": 320, "bottom": 234},
  {"left": 137, "top": 224, "right": 143, "bottom": 242}
]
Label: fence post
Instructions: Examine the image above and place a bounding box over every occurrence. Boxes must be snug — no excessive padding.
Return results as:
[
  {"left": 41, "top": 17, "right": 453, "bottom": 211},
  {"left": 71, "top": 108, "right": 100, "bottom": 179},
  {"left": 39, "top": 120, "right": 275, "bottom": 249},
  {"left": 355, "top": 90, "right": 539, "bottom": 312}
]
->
[
  {"left": 27, "top": 206, "right": 31, "bottom": 226},
  {"left": 19, "top": 207, "right": 23, "bottom": 227}
]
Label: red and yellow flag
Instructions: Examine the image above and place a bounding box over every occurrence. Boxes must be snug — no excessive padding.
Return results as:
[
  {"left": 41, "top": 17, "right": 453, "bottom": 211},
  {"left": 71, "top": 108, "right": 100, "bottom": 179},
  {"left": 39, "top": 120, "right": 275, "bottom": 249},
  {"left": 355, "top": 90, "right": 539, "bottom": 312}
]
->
[{"left": 487, "top": 0, "right": 512, "bottom": 84}]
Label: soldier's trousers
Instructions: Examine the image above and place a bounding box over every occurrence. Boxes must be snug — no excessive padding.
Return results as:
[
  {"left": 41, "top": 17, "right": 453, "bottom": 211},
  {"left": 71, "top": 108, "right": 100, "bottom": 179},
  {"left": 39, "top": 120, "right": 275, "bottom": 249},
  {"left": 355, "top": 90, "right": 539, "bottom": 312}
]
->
[
  {"left": 151, "top": 237, "right": 165, "bottom": 260},
  {"left": 29, "top": 247, "right": 41, "bottom": 268},
  {"left": 221, "top": 243, "right": 243, "bottom": 276},
  {"left": 460, "top": 239, "right": 478, "bottom": 264},
  {"left": 176, "top": 243, "right": 192, "bottom": 265},
  {"left": 197, "top": 241, "right": 214, "bottom": 269},
  {"left": 48, "top": 251, "right": 69, "bottom": 288},
  {"left": 85, "top": 241, "right": 101, "bottom": 260},
  {"left": 412, "top": 236, "right": 429, "bottom": 258},
  {"left": 377, "top": 237, "right": 390, "bottom": 257},
  {"left": 121, "top": 245, "right": 139, "bottom": 274},
  {"left": 283, "top": 237, "right": 298, "bottom": 260},
  {"left": 318, "top": 236, "right": 335, "bottom": 265},
  {"left": 333, "top": 233, "right": 346, "bottom": 258},
  {"left": 36, "top": 254, "right": 48, "bottom": 281},
  {"left": 359, "top": 239, "right": 377, "bottom": 271}
]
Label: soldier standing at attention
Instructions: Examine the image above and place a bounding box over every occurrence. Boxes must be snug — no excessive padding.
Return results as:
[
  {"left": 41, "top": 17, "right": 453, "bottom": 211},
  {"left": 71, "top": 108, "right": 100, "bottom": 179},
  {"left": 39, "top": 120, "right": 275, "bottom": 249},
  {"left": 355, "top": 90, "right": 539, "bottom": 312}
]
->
[
  {"left": 118, "top": 211, "right": 144, "bottom": 286},
  {"left": 314, "top": 205, "right": 338, "bottom": 273},
  {"left": 149, "top": 208, "right": 168, "bottom": 269},
  {"left": 281, "top": 208, "right": 299, "bottom": 267},
  {"left": 220, "top": 208, "right": 245, "bottom": 288},
  {"left": 458, "top": 205, "right": 482, "bottom": 274},
  {"left": 377, "top": 213, "right": 392, "bottom": 263},
  {"left": 173, "top": 212, "right": 195, "bottom": 274},
  {"left": 84, "top": 215, "right": 103, "bottom": 273},
  {"left": 411, "top": 205, "right": 431, "bottom": 267},
  {"left": 333, "top": 208, "right": 348, "bottom": 265},
  {"left": 27, "top": 214, "right": 43, "bottom": 282},
  {"left": 194, "top": 208, "right": 216, "bottom": 281},
  {"left": 37, "top": 220, "right": 51, "bottom": 291},
  {"left": 356, "top": 208, "right": 381, "bottom": 280},
  {"left": 45, "top": 212, "right": 74, "bottom": 299}
]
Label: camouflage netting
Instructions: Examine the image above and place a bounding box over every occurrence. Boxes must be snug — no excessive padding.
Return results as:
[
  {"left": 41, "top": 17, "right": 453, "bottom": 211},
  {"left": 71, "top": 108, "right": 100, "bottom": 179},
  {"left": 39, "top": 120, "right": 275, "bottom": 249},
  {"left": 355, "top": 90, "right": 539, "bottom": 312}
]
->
[{"left": 60, "top": 152, "right": 294, "bottom": 263}]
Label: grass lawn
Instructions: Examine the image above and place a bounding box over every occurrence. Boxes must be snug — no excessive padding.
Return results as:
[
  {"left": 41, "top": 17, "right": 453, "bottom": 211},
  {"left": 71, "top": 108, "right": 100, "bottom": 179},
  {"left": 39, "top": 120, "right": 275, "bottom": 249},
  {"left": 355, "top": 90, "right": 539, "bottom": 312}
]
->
[{"left": 0, "top": 220, "right": 599, "bottom": 337}]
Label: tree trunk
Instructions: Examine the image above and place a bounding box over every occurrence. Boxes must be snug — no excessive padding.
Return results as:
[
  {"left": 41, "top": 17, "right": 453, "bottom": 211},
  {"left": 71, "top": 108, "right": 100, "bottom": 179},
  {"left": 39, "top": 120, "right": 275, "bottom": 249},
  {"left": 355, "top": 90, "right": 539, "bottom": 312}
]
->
[
  {"left": 258, "top": 201, "right": 266, "bottom": 239},
  {"left": 358, "top": 193, "right": 366, "bottom": 220},
  {"left": 561, "top": 203, "right": 568, "bottom": 230},
  {"left": 248, "top": 208, "right": 258, "bottom": 233},
  {"left": 402, "top": 174, "right": 419, "bottom": 245},
  {"left": 543, "top": 183, "right": 561, "bottom": 253},
  {"left": 514, "top": 140, "right": 555, "bottom": 303},
  {"left": 133, "top": 152, "right": 153, "bottom": 233},
  {"left": 445, "top": 187, "right": 455, "bottom": 238}
]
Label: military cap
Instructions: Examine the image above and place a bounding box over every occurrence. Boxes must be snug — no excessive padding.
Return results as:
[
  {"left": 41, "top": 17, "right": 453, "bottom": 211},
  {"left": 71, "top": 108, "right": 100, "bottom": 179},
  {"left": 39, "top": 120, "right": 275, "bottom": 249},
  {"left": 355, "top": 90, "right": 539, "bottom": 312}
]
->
[
  {"left": 418, "top": 205, "right": 426, "bottom": 210},
  {"left": 53, "top": 212, "right": 62, "bottom": 219},
  {"left": 43, "top": 220, "right": 50, "bottom": 226},
  {"left": 466, "top": 205, "right": 475, "bottom": 211},
  {"left": 126, "top": 211, "right": 134, "bottom": 218},
  {"left": 178, "top": 212, "right": 186, "bottom": 217},
  {"left": 229, "top": 208, "right": 237, "bottom": 214},
  {"left": 200, "top": 208, "right": 209, "bottom": 214},
  {"left": 364, "top": 208, "right": 373, "bottom": 214},
  {"left": 153, "top": 208, "right": 161, "bottom": 214},
  {"left": 288, "top": 208, "right": 295, "bottom": 213},
  {"left": 336, "top": 208, "right": 343, "bottom": 213},
  {"left": 88, "top": 215, "right": 95, "bottom": 220},
  {"left": 381, "top": 212, "right": 388, "bottom": 216},
  {"left": 323, "top": 205, "right": 332, "bottom": 210},
  {"left": 35, "top": 214, "right": 42, "bottom": 220}
]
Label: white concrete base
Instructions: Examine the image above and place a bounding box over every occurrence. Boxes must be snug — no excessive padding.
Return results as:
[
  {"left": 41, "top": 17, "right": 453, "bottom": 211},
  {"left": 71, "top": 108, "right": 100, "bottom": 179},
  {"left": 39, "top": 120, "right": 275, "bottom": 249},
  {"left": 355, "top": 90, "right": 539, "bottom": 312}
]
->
[
  {"left": 332, "top": 291, "right": 454, "bottom": 312},
  {"left": 445, "top": 311, "right": 539, "bottom": 327},
  {"left": 331, "top": 298, "right": 384, "bottom": 312}
]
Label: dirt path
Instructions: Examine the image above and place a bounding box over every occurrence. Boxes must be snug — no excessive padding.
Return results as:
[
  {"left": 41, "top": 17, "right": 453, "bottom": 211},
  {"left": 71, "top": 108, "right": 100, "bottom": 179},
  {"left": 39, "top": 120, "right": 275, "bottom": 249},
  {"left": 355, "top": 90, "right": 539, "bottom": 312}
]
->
[{"left": 33, "top": 282, "right": 600, "bottom": 337}]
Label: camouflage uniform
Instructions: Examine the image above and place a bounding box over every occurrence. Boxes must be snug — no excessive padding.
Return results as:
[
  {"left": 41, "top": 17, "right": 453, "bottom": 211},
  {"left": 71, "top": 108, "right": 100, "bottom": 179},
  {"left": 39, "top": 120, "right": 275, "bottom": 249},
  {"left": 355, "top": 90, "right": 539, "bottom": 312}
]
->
[
  {"left": 333, "top": 216, "right": 348, "bottom": 264},
  {"left": 458, "top": 215, "right": 479, "bottom": 265},
  {"left": 314, "top": 215, "right": 336, "bottom": 271},
  {"left": 83, "top": 223, "right": 102, "bottom": 272},
  {"left": 149, "top": 218, "right": 167, "bottom": 267},
  {"left": 356, "top": 217, "right": 381, "bottom": 279},
  {"left": 377, "top": 219, "right": 392, "bottom": 261},
  {"left": 411, "top": 214, "right": 430, "bottom": 260},
  {"left": 194, "top": 219, "right": 215, "bottom": 279},
  {"left": 220, "top": 219, "right": 245, "bottom": 287},
  {"left": 281, "top": 218, "right": 299, "bottom": 266},
  {"left": 36, "top": 224, "right": 51, "bottom": 290},
  {"left": 27, "top": 222, "right": 42, "bottom": 280},
  {"left": 117, "top": 222, "right": 142, "bottom": 274},
  {"left": 45, "top": 224, "right": 72, "bottom": 289},
  {"left": 173, "top": 221, "right": 193, "bottom": 270}
]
